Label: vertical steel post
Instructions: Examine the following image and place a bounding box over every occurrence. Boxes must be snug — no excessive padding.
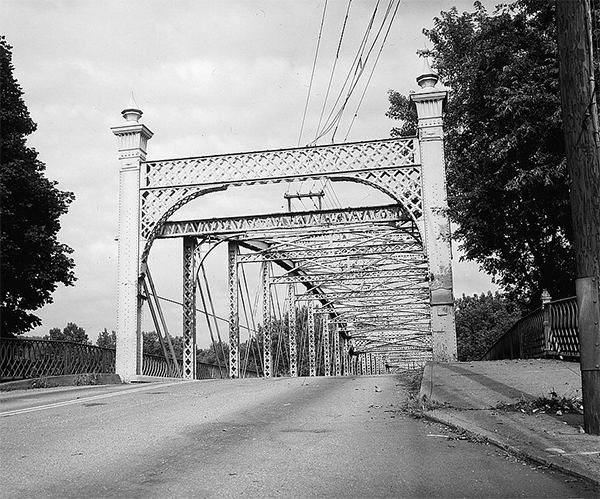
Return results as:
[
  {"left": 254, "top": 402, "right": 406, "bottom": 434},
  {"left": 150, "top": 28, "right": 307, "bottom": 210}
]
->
[
  {"left": 541, "top": 289, "right": 552, "bottom": 355},
  {"left": 334, "top": 325, "right": 341, "bottom": 377},
  {"left": 323, "top": 315, "right": 331, "bottom": 377},
  {"left": 228, "top": 241, "right": 240, "bottom": 378},
  {"left": 111, "top": 97, "right": 153, "bottom": 382},
  {"left": 288, "top": 283, "right": 298, "bottom": 377},
  {"left": 308, "top": 298, "right": 316, "bottom": 377},
  {"left": 410, "top": 52, "right": 457, "bottom": 362},
  {"left": 262, "top": 262, "right": 272, "bottom": 378},
  {"left": 182, "top": 237, "right": 197, "bottom": 379},
  {"left": 341, "top": 336, "right": 348, "bottom": 376}
]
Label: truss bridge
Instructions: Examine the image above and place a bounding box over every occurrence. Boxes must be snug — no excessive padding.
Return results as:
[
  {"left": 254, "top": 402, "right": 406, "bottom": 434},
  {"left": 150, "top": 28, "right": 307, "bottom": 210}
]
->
[{"left": 111, "top": 65, "right": 457, "bottom": 382}]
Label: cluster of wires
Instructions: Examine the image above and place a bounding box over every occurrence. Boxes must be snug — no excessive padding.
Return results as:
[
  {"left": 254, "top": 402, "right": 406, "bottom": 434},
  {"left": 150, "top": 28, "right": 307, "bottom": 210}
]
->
[{"left": 298, "top": 0, "right": 403, "bottom": 147}]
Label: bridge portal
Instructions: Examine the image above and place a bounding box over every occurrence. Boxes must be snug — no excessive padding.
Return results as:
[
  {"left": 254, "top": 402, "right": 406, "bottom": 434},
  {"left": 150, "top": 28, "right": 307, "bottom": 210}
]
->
[{"left": 111, "top": 61, "right": 456, "bottom": 382}]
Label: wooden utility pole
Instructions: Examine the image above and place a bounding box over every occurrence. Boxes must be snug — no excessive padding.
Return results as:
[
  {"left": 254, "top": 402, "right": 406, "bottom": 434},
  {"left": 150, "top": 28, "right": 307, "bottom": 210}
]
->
[{"left": 556, "top": 0, "right": 600, "bottom": 435}]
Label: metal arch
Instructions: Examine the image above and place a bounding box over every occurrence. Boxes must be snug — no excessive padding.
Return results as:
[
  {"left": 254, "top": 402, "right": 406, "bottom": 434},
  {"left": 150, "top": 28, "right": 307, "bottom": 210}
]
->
[
  {"left": 140, "top": 138, "right": 422, "bottom": 241},
  {"left": 140, "top": 184, "right": 228, "bottom": 266}
]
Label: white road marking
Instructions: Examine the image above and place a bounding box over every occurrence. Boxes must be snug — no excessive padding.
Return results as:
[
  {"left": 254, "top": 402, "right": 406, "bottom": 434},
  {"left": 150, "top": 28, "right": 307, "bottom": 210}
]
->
[{"left": 0, "top": 380, "right": 196, "bottom": 417}]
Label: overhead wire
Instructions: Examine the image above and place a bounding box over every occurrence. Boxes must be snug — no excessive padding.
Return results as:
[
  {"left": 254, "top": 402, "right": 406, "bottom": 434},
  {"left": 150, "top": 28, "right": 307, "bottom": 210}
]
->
[
  {"left": 309, "top": 0, "right": 382, "bottom": 144},
  {"left": 298, "top": 0, "right": 329, "bottom": 147},
  {"left": 315, "top": 0, "right": 354, "bottom": 141},
  {"left": 344, "top": 0, "right": 403, "bottom": 141},
  {"left": 331, "top": 0, "right": 399, "bottom": 143}
]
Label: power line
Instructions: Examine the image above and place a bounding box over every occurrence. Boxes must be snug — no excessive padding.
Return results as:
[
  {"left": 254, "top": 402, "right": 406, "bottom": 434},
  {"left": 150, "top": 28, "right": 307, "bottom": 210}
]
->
[
  {"left": 344, "top": 0, "right": 402, "bottom": 141},
  {"left": 315, "top": 0, "right": 354, "bottom": 141},
  {"left": 311, "top": 0, "right": 401, "bottom": 144},
  {"left": 298, "top": 0, "right": 329, "bottom": 147},
  {"left": 332, "top": 0, "right": 399, "bottom": 143},
  {"left": 310, "top": 1, "right": 381, "bottom": 145}
]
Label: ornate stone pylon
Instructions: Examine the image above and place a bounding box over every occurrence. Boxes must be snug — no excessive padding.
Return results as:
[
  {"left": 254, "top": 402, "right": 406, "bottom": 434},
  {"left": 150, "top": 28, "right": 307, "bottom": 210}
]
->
[
  {"left": 410, "top": 50, "right": 457, "bottom": 361},
  {"left": 112, "top": 93, "right": 153, "bottom": 381}
]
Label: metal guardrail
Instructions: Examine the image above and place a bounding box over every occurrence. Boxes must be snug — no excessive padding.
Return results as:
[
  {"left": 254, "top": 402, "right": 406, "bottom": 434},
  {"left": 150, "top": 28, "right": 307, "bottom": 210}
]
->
[
  {"left": 0, "top": 338, "right": 257, "bottom": 381},
  {"left": 1, "top": 338, "right": 116, "bottom": 381},
  {"left": 481, "top": 296, "right": 579, "bottom": 360},
  {"left": 142, "top": 354, "right": 236, "bottom": 379}
]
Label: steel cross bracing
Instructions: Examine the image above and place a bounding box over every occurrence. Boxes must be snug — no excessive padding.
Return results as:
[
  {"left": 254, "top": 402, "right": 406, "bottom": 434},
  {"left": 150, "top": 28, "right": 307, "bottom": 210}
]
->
[{"left": 156, "top": 205, "right": 432, "bottom": 369}]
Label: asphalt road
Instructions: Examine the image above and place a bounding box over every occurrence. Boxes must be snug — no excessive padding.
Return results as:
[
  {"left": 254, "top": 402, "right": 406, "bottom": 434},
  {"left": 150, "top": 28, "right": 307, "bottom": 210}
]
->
[{"left": 1, "top": 374, "right": 598, "bottom": 498}]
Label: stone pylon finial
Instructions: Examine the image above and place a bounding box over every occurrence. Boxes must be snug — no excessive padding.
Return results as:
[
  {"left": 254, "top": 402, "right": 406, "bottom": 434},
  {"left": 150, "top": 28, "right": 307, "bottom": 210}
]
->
[
  {"left": 121, "top": 91, "right": 143, "bottom": 122},
  {"left": 416, "top": 49, "right": 439, "bottom": 89}
]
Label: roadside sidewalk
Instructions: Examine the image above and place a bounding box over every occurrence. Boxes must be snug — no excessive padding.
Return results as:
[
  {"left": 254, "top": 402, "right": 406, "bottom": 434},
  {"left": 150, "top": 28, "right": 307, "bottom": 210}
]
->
[{"left": 420, "top": 360, "right": 600, "bottom": 485}]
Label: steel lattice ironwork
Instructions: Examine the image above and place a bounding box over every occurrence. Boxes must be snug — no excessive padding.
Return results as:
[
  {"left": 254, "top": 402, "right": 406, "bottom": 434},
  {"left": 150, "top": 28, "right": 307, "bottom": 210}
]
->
[
  {"left": 155, "top": 203, "right": 431, "bottom": 373},
  {"left": 140, "top": 139, "right": 421, "bottom": 262}
]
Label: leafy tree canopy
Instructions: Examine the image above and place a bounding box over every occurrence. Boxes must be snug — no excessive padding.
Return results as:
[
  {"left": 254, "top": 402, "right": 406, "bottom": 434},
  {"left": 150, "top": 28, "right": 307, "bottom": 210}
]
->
[
  {"left": 45, "top": 322, "right": 89, "bottom": 344},
  {"left": 0, "top": 35, "right": 76, "bottom": 334},
  {"left": 455, "top": 291, "right": 523, "bottom": 361},
  {"left": 96, "top": 328, "right": 117, "bottom": 349},
  {"left": 387, "top": 0, "right": 600, "bottom": 306}
]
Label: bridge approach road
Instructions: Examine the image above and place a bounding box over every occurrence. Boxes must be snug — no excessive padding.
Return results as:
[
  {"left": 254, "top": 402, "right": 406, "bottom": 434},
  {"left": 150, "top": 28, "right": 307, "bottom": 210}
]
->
[{"left": 1, "top": 374, "right": 597, "bottom": 498}]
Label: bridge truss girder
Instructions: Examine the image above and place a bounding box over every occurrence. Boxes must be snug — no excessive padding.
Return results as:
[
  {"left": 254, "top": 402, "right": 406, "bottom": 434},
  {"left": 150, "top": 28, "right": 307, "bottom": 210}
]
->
[{"left": 159, "top": 204, "right": 431, "bottom": 377}]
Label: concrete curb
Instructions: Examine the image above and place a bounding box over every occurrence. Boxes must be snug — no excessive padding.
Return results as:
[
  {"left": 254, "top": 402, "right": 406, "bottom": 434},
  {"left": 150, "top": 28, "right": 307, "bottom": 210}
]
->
[
  {"left": 0, "top": 373, "right": 123, "bottom": 391},
  {"left": 422, "top": 409, "right": 600, "bottom": 486}
]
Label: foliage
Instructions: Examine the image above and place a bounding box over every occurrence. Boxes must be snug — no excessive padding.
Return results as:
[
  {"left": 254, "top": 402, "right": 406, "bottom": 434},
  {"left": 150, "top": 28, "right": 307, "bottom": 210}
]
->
[
  {"left": 197, "top": 341, "right": 229, "bottom": 367},
  {"left": 0, "top": 36, "right": 76, "bottom": 335},
  {"left": 387, "top": 0, "right": 600, "bottom": 305},
  {"left": 455, "top": 292, "right": 523, "bottom": 361},
  {"left": 45, "top": 322, "right": 90, "bottom": 344},
  {"left": 386, "top": 91, "right": 417, "bottom": 136},
  {"left": 142, "top": 331, "right": 184, "bottom": 359},
  {"left": 96, "top": 328, "right": 117, "bottom": 349}
]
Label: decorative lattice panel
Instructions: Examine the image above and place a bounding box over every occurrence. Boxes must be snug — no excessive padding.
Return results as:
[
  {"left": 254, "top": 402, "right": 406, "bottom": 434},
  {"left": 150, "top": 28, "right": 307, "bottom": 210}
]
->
[{"left": 140, "top": 138, "right": 421, "bottom": 241}]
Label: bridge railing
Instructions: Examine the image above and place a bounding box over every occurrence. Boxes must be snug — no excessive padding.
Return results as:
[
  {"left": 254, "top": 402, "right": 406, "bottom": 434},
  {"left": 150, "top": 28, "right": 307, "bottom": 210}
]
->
[
  {"left": 142, "top": 354, "right": 241, "bottom": 379},
  {"left": 1, "top": 338, "right": 257, "bottom": 381},
  {"left": 481, "top": 294, "right": 579, "bottom": 361},
  {"left": 0, "top": 338, "right": 116, "bottom": 381}
]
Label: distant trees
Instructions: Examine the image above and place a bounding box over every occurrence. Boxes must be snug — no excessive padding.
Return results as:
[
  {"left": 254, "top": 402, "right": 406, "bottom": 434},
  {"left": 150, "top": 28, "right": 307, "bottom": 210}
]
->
[
  {"left": 96, "top": 328, "right": 116, "bottom": 349},
  {"left": 455, "top": 292, "right": 523, "bottom": 361},
  {"left": 0, "top": 36, "right": 76, "bottom": 335},
  {"left": 142, "top": 331, "right": 184, "bottom": 358},
  {"left": 45, "top": 322, "right": 89, "bottom": 344},
  {"left": 197, "top": 341, "right": 229, "bottom": 367}
]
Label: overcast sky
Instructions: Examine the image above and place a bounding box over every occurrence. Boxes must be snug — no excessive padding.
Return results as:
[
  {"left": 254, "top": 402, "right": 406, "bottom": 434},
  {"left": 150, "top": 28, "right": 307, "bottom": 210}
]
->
[{"left": 2, "top": 0, "right": 499, "bottom": 345}]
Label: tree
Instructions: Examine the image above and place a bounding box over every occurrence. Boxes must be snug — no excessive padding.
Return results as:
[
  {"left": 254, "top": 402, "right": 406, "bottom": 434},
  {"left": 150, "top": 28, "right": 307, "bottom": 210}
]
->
[
  {"left": 455, "top": 292, "right": 523, "bottom": 361},
  {"left": 96, "top": 328, "right": 117, "bottom": 349},
  {"left": 197, "top": 342, "right": 229, "bottom": 367},
  {"left": 0, "top": 36, "right": 76, "bottom": 335},
  {"left": 387, "top": 0, "right": 600, "bottom": 306},
  {"left": 142, "top": 331, "right": 184, "bottom": 359},
  {"left": 45, "top": 322, "right": 89, "bottom": 344}
]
